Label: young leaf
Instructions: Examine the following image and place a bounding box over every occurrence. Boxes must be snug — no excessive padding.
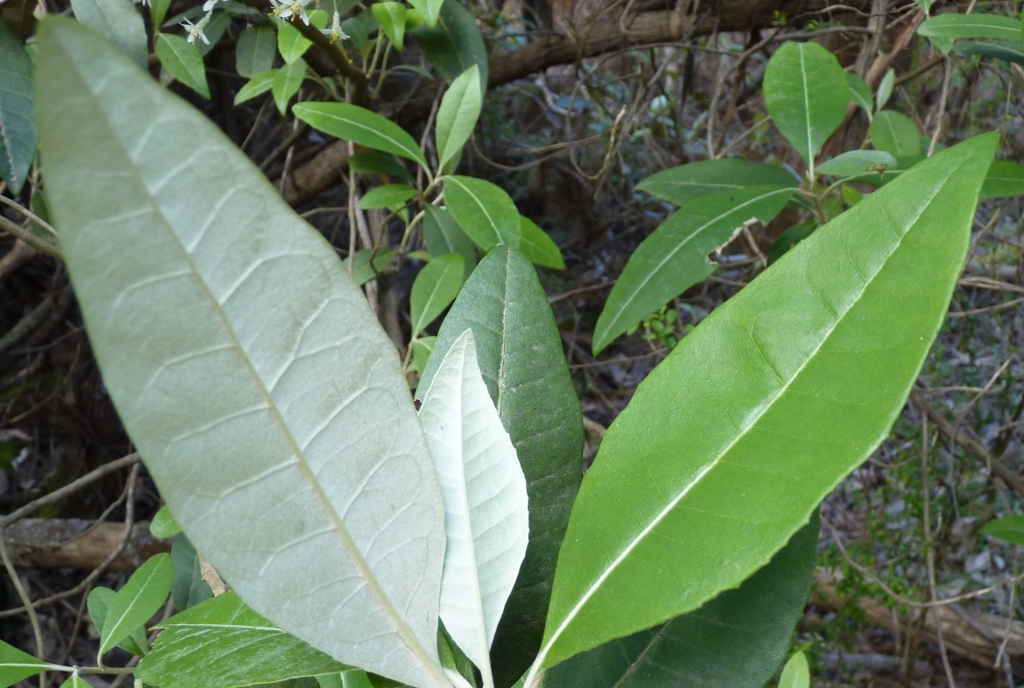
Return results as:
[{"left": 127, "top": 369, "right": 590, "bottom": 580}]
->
[
  {"left": 409, "top": 0, "right": 488, "bottom": 88},
  {"left": 763, "top": 42, "right": 849, "bottom": 169},
  {"left": 870, "top": 110, "right": 920, "bottom": 158},
  {"left": 636, "top": 159, "right": 797, "bottom": 206},
  {"left": 170, "top": 534, "right": 213, "bottom": 612},
  {"left": 529, "top": 133, "right": 998, "bottom": 674},
  {"left": 137, "top": 592, "right": 350, "bottom": 688},
  {"left": 294, "top": 102, "right": 429, "bottom": 167},
  {"left": 419, "top": 330, "right": 530, "bottom": 688},
  {"left": 0, "top": 640, "right": 60, "bottom": 687},
  {"left": 410, "top": 253, "right": 465, "bottom": 336},
  {"left": 349, "top": 151, "right": 415, "bottom": 182},
  {"left": 100, "top": 553, "right": 174, "bottom": 656},
  {"left": 443, "top": 176, "right": 521, "bottom": 250},
  {"left": 359, "top": 183, "right": 418, "bottom": 210},
  {"left": 423, "top": 206, "right": 476, "bottom": 279},
  {"left": 156, "top": 34, "right": 210, "bottom": 99},
  {"left": 372, "top": 2, "right": 408, "bottom": 50},
  {"left": 272, "top": 58, "right": 307, "bottom": 115},
  {"left": 593, "top": 186, "right": 794, "bottom": 354},
  {"left": 546, "top": 516, "right": 819, "bottom": 688},
  {"left": 234, "top": 69, "right": 276, "bottom": 105},
  {"left": 88, "top": 587, "right": 149, "bottom": 656},
  {"left": 435, "top": 65, "right": 482, "bottom": 169},
  {"left": 981, "top": 160, "right": 1024, "bottom": 198},
  {"left": 816, "top": 150, "right": 895, "bottom": 178},
  {"left": 235, "top": 23, "right": 276, "bottom": 78},
  {"left": 421, "top": 247, "right": 584, "bottom": 688},
  {"left": 518, "top": 216, "right": 564, "bottom": 270},
  {"left": 70, "top": 0, "right": 147, "bottom": 68},
  {"left": 150, "top": 505, "right": 181, "bottom": 539},
  {"left": 875, "top": 67, "right": 895, "bottom": 111},
  {"left": 778, "top": 652, "right": 810, "bottom": 688},
  {"left": 918, "top": 12, "right": 1022, "bottom": 42},
  {"left": 846, "top": 72, "right": 873, "bottom": 120},
  {"left": 36, "top": 18, "right": 449, "bottom": 688},
  {"left": 980, "top": 515, "right": 1024, "bottom": 545},
  {"left": 0, "top": 22, "right": 36, "bottom": 195}
]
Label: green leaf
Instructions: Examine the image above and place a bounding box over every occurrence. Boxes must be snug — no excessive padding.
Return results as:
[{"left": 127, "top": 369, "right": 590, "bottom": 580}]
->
[
  {"left": 0, "top": 22, "right": 35, "bottom": 195},
  {"left": 409, "top": 0, "right": 488, "bottom": 88},
  {"left": 412, "top": 336, "right": 437, "bottom": 377},
  {"left": 954, "top": 40, "right": 1024, "bottom": 65},
  {"left": 88, "top": 587, "right": 150, "bottom": 656},
  {"left": 359, "top": 183, "right": 418, "bottom": 210},
  {"left": 779, "top": 652, "right": 810, "bottom": 688},
  {"left": 419, "top": 330, "right": 529, "bottom": 688},
  {"left": 344, "top": 247, "right": 396, "bottom": 285},
  {"left": 435, "top": 65, "right": 482, "bottom": 169},
  {"left": 421, "top": 247, "right": 584, "bottom": 688},
  {"left": 235, "top": 23, "right": 277, "bottom": 78},
  {"left": 151, "top": 0, "right": 171, "bottom": 29},
  {"left": 137, "top": 592, "right": 350, "bottom": 688},
  {"left": 636, "top": 159, "right": 797, "bottom": 206},
  {"left": 816, "top": 150, "right": 896, "bottom": 178},
  {"left": 981, "top": 160, "right": 1024, "bottom": 198},
  {"left": 100, "top": 554, "right": 174, "bottom": 656},
  {"left": 444, "top": 176, "right": 520, "bottom": 250},
  {"left": 423, "top": 206, "right": 476, "bottom": 279},
  {"left": 150, "top": 505, "right": 181, "bottom": 539},
  {"left": 593, "top": 186, "right": 794, "bottom": 354},
  {"left": 870, "top": 110, "right": 920, "bottom": 158},
  {"left": 195, "top": 11, "right": 232, "bottom": 57},
  {"left": 0, "top": 640, "right": 59, "bottom": 687},
  {"left": 768, "top": 221, "right": 817, "bottom": 265},
  {"left": 546, "top": 516, "right": 819, "bottom": 688},
  {"left": 295, "top": 102, "right": 429, "bottom": 167},
  {"left": 530, "top": 133, "right": 998, "bottom": 673},
  {"left": 277, "top": 18, "right": 311, "bottom": 63},
  {"left": 407, "top": 0, "right": 442, "bottom": 29},
  {"left": 875, "top": 67, "right": 894, "bottom": 111},
  {"left": 36, "top": 18, "right": 449, "bottom": 688},
  {"left": 156, "top": 34, "right": 210, "bottom": 99},
  {"left": 272, "top": 58, "right": 307, "bottom": 115},
  {"left": 349, "top": 151, "right": 414, "bottom": 182},
  {"left": 70, "top": 0, "right": 147, "bottom": 68},
  {"left": 170, "top": 534, "right": 213, "bottom": 612},
  {"left": 980, "top": 515, "right": 1024, "bottom": 545},
  {"left": 234, "top": 69, "right": 276, "bottom": 105},
  {"left": 918, "top": 12, "right": 1022, "bottom": 42},
  {"left": 372, "top": 2, "right": 408, "bottom": 50},
  {"left": 58, "top": 672, "right": 89, "bottom": 688},
  {"left": 411, "top": 253, "right": 465, "bottom": 336},
  {"left": 763, "top": 42, "right": 849, "bottom": 167},
  {"left": 518, "top": 217, "right": 564, "bottom": 270},
  {"left": 846, "top": 72, "right": 873, "bottom": 119}
]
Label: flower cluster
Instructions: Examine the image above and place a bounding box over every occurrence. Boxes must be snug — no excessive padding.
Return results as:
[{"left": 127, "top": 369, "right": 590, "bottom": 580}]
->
[
  {"left": 270, "top": 0, "right": 313, "bottom": 25},
  {"left": 320, "top": 11, "right": 348, "bottom": 43},
  {"left": 180, "top": 12, "right": 211, "bottom": 44}
]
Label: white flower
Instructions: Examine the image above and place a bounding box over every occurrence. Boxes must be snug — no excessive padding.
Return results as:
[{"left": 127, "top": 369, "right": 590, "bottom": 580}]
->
[
  {"left": 202, "top": 0, "right": 222, "bottom": 12},
  {"left": 320, "top": 11, "right": 348, "bottom": 42},
  {"left": 181, "top": 13, "right": 211, "bottom": 44},
  {"left": 270, "top": 0, "right": 312, "bottom": 24}
]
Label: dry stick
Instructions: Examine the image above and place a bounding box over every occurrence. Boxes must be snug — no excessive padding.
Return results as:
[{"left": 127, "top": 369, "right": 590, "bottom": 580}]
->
[
  {"left": 0, "top": 532, "right": 46, "bottom": 687},
  {"left": 0, "top": 295, "right": 55, "bottom": 356},
  {"left": 0, "top": 214, "right": 60, "bottom": 258},
  {"left": 928, "top": 59, "right": 953, "bottom": 157},
  {"left": 923, "top": 414, "right": 958, "bottom": 687}
]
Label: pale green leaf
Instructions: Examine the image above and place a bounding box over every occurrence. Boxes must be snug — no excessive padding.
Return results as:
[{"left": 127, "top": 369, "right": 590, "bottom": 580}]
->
[
  {"left": 846, "top": 72, "right": 873, "bottom": 119},
  {"left": 546, "top": 516, "right": 819, "bottom": 688},
  {"left": 980, "top": 515, "right": 1024, "bottom": 545},
  {"left": 100, "top": 554, "right": 174, "bottom": 656},
  {"left": 407, "top": 0, "right": 440, "bottom": 28},
  {"left": 372, "top": 2, "right": 408, "bottom": 50},
  {"left": 419, "top": 330, "right": 529, "bottom": 688},
  {"left": 444, "top": 176, "right": 520, "bottom": 250},
  {"left": 234, "top": 69, "right": 276, "bottom": 105},
  {"left": 636, "top": 159, "right": 797, "bottom": 206},
  {"left": 344, "top": 247, "right": 396, "bottom": 285},
  {"left": 981, "top": 160, "right": 1024, "bottom": 198},
  {"left": 36, "top": 18, "right": 449, "bottom": 688},
  {"left": 436, "top": 65, "right": 481, "bottom": 169},
  {"left": 876, "top": 67, "right": 894, "bottom": 111},
  {"left": 137, "top": 592, "right": 350, "bottom": 688},
  {"left": 294, "top": 102, "right": 428, "bottom": 167},
  {"left": 518, "top": 216, "right": 564, "bottom": 270},
  {"left": 870, "top": 110, "right": 920, "bottom": 158},
  {"left": 410, "top": 253, "right": 465, "bottom": 336},
  {"left": 88, "top": 587, "right": 149, "bottom": 657},
  {"left": 170, "top": 534, "right": 213, "bottom": 612},
  {"left": 779, "top": 652, "right": 809, "bottom": 688},
  {"left": 530, "top": 133, "right": 997, "bottom": 672},
  {"left": 816, "top": 150, "right": 896, "bottom": 177},
  {"left": 423, "top": 206, "right": 476, "bottom": 279},
  {"left": 763, "top": 42, "right": 849, "bottom": 167},
  {"left": 593, "top": 186, "right": 794, "bottom": 354},
  {"left": 150, "top": 505, "right": 181, "bottom": 539},
  {"left": 421, "top": 247, "right": 583, "bottom": 688},
  {"left": 236, "top": 23, "right": 277, "bottom": 78},
  {"left": 359, "top": 183, "right": 417, "bottom": 210},
  {"left": 70, "top": 0, "right": 147, "bottom": 68},
  {"left": 277, "top": 13, "right": 328, "bottom": 63},
  {"left": 918, "top": 12, "right": 1022, "bottom": 42},
  {"left": 0, "top": 22, "right": 36, "bottom": 195},
  {"left": 272, "top": 58, "right": 307, "bottom": 114},
  {"left": 156, "top": 34, "right": 210, "bottom": 99},
  {"left": 0, "top": 641, "right": 59, "bottom": 688},
  {"left": 409, "top": 0, "right": 487, "bottom": 88}
]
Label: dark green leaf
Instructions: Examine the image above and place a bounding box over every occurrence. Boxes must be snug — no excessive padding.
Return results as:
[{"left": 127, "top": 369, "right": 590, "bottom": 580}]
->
[
  {"left": 170, "top": 534, "right": 213, "bottom": 612},
  {"left": 156, "top": 33, "right": 210, "bottom": 99},
  {"left": 100, "top": 553, "right": 174, "bottom": 656},
  {"left": 272, "top": 58, "right": 307, "bottom": 115},
  {"left": 435, "top": 65, "right": 481, "bottom": 169},
  {"left": 444, "top": 175, "right": 520, "bottom": 250},
  {"left": 981, "top": 160, "right": 1024, "bottom": 198},
  {"left": 359, "top": 183, "right": 417, "bottom": 210},
  {"left": 980, "top": 515, "right": 1024, "bottom": 545},
  {"left": 410, "top": 253, "right": 464, "bottom": 335},
  {"left": 344, "top": 247, "right": 397, "bottom": 285},
  {"left": 518, "top": 217, "right": 564, "bottom": 270},
  {"left": 88, "top": 587, "right": 149, "bottom": 656},
  {"left": 870, "top": 110, "right": 921, "bottom": 158},
  {"left": 234, "top": 69, "right": 275, "bottom": 105},
  {"left": 294, "top": 102, "right": 428, "bottom": 167},
  {"left": 409, "top": 0, "right": 487, "bottom": 88},
  {"left": 636, "top": 158, "right": 797, "bottom": 206},
  {"left": 0, "top": 21, "right": 36, "bottom": 195},
  {"left": 235, "top": 23, "right": 277, "bottom": 78},
  {"left": 0, "top": 640, "right": 59, "bottom": 687},
  {"left": 816, "top": 150, "right": 896, "bottom": 178},
  {"left": 423, "top": 205, "right": 476, "bottom": 279},
  {"left": 846, "top": 72, "right": 873, "bottom": 118},
  {"left": 954, "top": 39, "right": 1024, "bottom": 65},
  {"left": 151, "top": 0, "right": 171, "bottom": 29},
  {"left": 918, "top": 12, "right": 1022, "bottom": 42},
  {"left": 348, "top": 151, "right": 414, "bottom": 182},
  {"left": 768, "top": 221, "right": 817, "bottom": 265}
]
